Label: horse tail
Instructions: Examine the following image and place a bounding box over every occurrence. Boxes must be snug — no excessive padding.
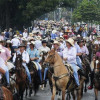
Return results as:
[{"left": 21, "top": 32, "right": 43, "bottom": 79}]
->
[{"left": 33, "top": 70, "right": 40, "bottom": 94}]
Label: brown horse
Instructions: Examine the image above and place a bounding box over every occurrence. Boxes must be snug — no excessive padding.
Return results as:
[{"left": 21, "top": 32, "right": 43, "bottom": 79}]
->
[
  {"left": 2, "top": 86, "right": 13, "bottom": 100},
  {"left": 44, "top": 49, "right": 85, "bottom": 100},
  {"left": 15, "top": 54, "right": 27, "bottom": 100},
  {"left": 94, "top": 57, "right": 100, "bottom": 100}
]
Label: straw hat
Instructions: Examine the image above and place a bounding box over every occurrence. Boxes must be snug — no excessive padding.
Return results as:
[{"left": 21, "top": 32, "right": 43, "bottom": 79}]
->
[
  {"left": 77, "top": 35, "right": 81, "bottom": 37},
  {"left": 53, "top": 41, "right": 60, "bottom": 46},
  {"left": 1, "top": 32, "right": 5, "bottom": 35},
  {"left": 14, "top": 35, "right": 17, "bottom": 38},
  {"left": 97, "top": 36, "right": 100, "bottom": 38},
  {"left": 29, "top": 33, "right": 33, "bottom": 37},
  {"left": 52, "top": 30, "right": 57, "bottom": 34},
  {"left": 0, "top": 45, "right": 5, "bottom": 52},
  {"left": 6, "top": 40, "right": 12, "bottom": 43},
  {"left": 36, "top": 36, "right": 41, "bottom": 40},
  {"left": 30, "top": 41, "right": 35, "bottom": 45},
  {"left": 0, "top": 39, "right": 3, "bottom": 42},
  {"left": 66, "top": 38, "right": 74, "bottom": 46}
]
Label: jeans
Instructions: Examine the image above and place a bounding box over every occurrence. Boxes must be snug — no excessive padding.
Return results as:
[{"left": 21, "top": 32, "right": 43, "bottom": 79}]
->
[
  {"left": 70, "top": 63, "right": 80, "bottom": 86},
  {"left": 1, "top": 66, "right": 9, "bottom": 84},
  {"left": 12, "top": 46, "right": 18, "bottom": 49},
  {"left": 35, "top": 62, "right": 42, "bottom": 82},
  {"left": 76, "top": 57, "right": 82, "bottom": 69},
  {"left": 43, "top": 68, "right": 48, "bottom": 81},
  {"left": 22, "top": 63, "right": 32, "bottom": 83}
]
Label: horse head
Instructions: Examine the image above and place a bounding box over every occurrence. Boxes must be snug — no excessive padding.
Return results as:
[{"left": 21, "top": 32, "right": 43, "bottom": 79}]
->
[
  {"left": 94, "top": 57, "right": 100, "bottom": 74},
  {"left": 45, "top": 49, "right": 55, "bottom": 65},
  {"left": 15, "top": 53, "right": 23, "bottom": 70}
]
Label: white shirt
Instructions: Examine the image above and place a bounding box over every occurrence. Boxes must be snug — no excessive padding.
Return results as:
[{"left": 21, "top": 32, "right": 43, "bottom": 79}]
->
[
  {"left": 23, "top": 32, "right": 28, "bottom": 38},
  {"left": 94, "top": 40, "right": 100, "bottom": 44},
  {"left": 63, "top": 47, "right": 77, "bottom": 64},
  {"left": 35, "top": 40, "right": 42, "bottom": 49},
  {"left": 11, "top": 38, "right": 20, "bottom": 46},
  {"left": 39, "top": 46, "right": 50, "bottom": 53},
  {"left": 13, "top": 50, "right": 29, "bottom": 63}
]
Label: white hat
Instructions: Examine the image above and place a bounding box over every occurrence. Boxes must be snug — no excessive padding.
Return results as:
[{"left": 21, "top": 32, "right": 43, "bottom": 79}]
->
[
  {"left": 52, "top": 30, "right": 57, "bottom": 34},
  {"left": 0, "top": 45, "right": 5, "bottom": 52},
  {"left": 66, "top": 38, "right": 74, "bottom": 46},
  {"left": 30, "top": 41, "right": 35, "bottom": 45},
  {"left": 53, "top": 40, "right": 60, "bottom": 46},
  {"left": 36, "top": 36, "right": 41, "bottom": 40},
  {"left": 29, "top": 33, "right": 33, "bottom": 37},
  {"left": 77, "top": 35, "right": 81, "bottom": 37},
  {"left": 6, "top": 40, "right": 12, "bottom": 43},
  {"left": 14, "top": 35, "right": 17, "bottom": 38}
]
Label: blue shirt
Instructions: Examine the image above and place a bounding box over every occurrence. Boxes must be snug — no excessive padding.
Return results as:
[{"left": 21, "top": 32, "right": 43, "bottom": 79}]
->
[
  {"left": 27, "top": 48, "right": 39, "bottom": 62},
  {"left": 51, "top": 33, "right": 57, "bottom": 39}
]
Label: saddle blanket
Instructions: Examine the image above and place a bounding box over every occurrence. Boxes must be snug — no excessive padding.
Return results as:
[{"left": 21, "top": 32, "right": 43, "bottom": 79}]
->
[{"left": 31, "top": 61, "right": 42, "bottom": 70}]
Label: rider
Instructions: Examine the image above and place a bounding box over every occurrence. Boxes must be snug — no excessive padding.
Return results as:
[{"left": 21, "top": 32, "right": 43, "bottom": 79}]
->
[
  {"left": 63, "top": 38, "right": 80, "bottom": 88},
  {"left": 94, "top": 36, "right": 100, "bottom": 44},
  {"left": 74, "top": 38, "right": 83, "bottom": 69},
  {"left": 27, "top": 41, "right": 42, "bottom": 84},
  {"left": 13, "top": 43, "right": 32, "bottom": 85},
  {"left": 39, "top": 40, "right": 50, "bottom": 83},
  {"left": 0, "top": 44, "right": 10, "bottom": 87},
  {"left": 0, "top": 39, "right": 11, "bottom": 87},
  {"left": 88, "top": 48, "right": 100, "bottom": 90}
]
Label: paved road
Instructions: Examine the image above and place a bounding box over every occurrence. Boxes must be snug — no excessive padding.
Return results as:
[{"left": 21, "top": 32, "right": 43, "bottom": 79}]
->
[{"left": 24, "top": 83, "right": 100, "bottom": 100}]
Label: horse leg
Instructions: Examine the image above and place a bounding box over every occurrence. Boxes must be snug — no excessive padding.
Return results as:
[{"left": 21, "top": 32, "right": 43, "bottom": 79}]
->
[
  {"left": 94, "top": 88, "right": 98, "bottom": 100},
  {"left": 62, "top": 89, "right": 66, "bottom": 100},
  {"left": 71, "top": 90, "right": 75, "bottom": 100},
  {"left": 51, "top": 85, "right": 56, "bottom": 100},
  {"left": 84, "top": 82, "right": 87, "bottom": 92}
]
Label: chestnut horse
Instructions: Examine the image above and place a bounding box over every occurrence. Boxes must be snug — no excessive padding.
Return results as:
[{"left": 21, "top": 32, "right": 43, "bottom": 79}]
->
[
  {"left": 2, "top": 86, "right": 13, "bottom": 100},
  {"left": 15, "top": 54, "right": 27, "bottom": 100},
  {"left": 44, "top": 49, "right": 85, "bottom": 100},
  {"left": 94, "top": 57, "right": 100, "bottom": 100}
]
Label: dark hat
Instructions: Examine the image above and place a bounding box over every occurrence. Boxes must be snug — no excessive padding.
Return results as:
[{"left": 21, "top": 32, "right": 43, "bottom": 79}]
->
[
  {"left": 42, "top": 40, "right": 47, "bottom": 44},
  {"left": 77, "top": 39, "right": 83, "bottom": 44},
  {"left": 19, "top": 43, "right": 26, "bottom": 47}
]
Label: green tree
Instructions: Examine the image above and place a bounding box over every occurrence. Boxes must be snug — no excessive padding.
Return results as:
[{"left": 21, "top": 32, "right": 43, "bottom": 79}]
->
[{"left": 72, "top": 0, "right": 100, "bottom": 24}]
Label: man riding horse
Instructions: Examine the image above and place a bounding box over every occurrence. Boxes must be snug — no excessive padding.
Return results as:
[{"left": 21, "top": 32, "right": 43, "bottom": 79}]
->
[
  {"left": 0, "top": 40, "right": 10, "bottom": 88},
  {"left": 13, "top": 43, "right": 32, "bottom": 86},
  {"left": 63, "top": 38, "right": 80, "bottom": 89}
]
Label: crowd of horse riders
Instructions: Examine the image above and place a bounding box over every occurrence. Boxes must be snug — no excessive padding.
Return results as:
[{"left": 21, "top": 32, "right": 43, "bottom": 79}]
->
[{"left": 0, "top": 20, "right": 100, "bottom": 100}]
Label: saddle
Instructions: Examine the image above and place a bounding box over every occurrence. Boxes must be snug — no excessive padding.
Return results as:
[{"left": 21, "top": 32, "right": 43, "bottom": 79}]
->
[{"left": 0, "top": 86, "right": 4, "bottom": 100}]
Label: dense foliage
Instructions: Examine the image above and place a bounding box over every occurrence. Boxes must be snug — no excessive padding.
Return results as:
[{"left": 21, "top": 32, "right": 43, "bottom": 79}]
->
[
  {"left": 72, "top": 0, "right": 100, "bottom": 24},
  {"left": 0, "top": 0, "right": 77, "bottom": 30}
]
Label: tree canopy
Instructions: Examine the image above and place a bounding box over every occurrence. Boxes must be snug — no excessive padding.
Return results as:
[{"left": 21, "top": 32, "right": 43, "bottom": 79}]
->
[
  {"left": 0, "top": 0, "right": 78, "bottom": 30},
  {"left": 72, "top": 0, "right": 100, "bottom": 24}
]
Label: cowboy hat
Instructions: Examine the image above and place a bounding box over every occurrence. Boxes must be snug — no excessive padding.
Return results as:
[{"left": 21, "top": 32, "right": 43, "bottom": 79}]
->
[
  {"left": 0, "top": 45, "right": 5, "bottom": 52},
  {"left": 66, "top": 38, "right": 74, "bottom": 46},
  {"left": 1, "top": 32, "right": 5, "bottom": 35},
  {"left": 6, "top": 40, "right": 12, "bottom": 43},
  {"left": 42, "top": 40, "right": 47, "bottom": 44},
  {"left": 30, "top": 41, "right": 35, "bottom": 45},
  {"left": 36, "top": 36, "right": 41, "bottom": 40},
  {"left": 97, "top": 36, "right": 100, "bottom": 38},
  {"left": 77, "top": 35, "right": 81, "bottom": 37},
  {"left": 53, "top": 41, "right": 60, "bottom": 46},
  {"left": 29, "top": 33, "right": 33, "bottom": 37},
  {"left": 19, "top": 43, "right": 26, "bottom": 47},
  {"left": 14, "top": 35, "right": 17, "bottom": 38}
]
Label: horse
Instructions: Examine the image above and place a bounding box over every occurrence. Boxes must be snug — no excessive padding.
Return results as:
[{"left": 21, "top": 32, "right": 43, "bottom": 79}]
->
[
  {"left": 15, "top": 54, "right": 27, "bottom": 100},
  {"left": 93, "top": 57, "right": 100, "bottom": 100},
  {"left": 27, "top": 60, "right": 40, "bottom": 96},
  {"left": 1, "top": 86, "right": 13, "bottom": 100},
  {"left": 44, "top": 49, "right": 85, "bottom": 100}
]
